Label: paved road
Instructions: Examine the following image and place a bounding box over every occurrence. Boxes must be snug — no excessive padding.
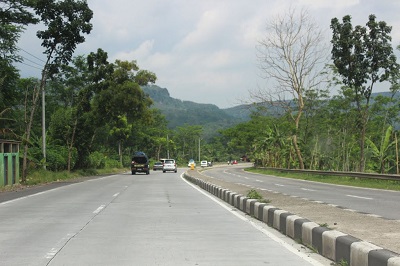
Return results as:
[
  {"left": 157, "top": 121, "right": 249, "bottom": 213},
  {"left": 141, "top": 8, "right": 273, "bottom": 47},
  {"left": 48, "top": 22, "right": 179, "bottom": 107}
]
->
[
  {"left": 0, "top": 169, "right": 330, "bottom": 266},
  {"left": 202, "top": 165, "right": 400, "bottom": 220}
]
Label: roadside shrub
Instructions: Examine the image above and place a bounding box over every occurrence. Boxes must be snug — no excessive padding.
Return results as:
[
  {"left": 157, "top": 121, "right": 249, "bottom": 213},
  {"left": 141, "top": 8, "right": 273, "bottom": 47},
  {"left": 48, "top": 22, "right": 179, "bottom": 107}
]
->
[
  {"left": 88, "top": 151, "right": 105, "bottom": 169},
  {"left": 104, "top": 158, "right": 121, "bottom": 168},
  {"left": 247, "top": 189, "right": 263, "bottom": 200}
]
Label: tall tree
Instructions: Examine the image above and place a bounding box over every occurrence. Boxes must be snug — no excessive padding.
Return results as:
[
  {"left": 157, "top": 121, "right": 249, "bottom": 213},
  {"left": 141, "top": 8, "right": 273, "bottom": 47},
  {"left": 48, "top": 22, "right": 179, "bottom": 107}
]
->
[
  {"left": 253, "top": 8, "right": 328, "bottom": 169},
  {"left": 33, "top": 0, "right": 93, "bottom": 171},
  {"left": 330, "top": 14, "right": 398, "bottom": 172},
  {"left": 0, "top": 0, "right": 37, "bottom": 111}
]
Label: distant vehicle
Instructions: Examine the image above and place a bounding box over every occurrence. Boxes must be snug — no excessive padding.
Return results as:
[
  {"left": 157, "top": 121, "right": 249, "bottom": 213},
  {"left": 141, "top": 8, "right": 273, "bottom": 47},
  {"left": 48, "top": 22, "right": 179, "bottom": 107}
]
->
[
  {"left": 200, "top": 160, "right": 208, "bottom": 167},
  {"left": 131, "top": 151, "right": 150, "bottom": 175},
  {"left": 188, "top": 159, "right": 196, "bottom": 167},
  {"left": 153, "top": 161, "right": 163, "bottom": 171},
  {"left": 163, "top": 159, "right": 177, "bottom": 173},
  {"left": 232, "top": 160, "right": 238, "bottom": 164}
]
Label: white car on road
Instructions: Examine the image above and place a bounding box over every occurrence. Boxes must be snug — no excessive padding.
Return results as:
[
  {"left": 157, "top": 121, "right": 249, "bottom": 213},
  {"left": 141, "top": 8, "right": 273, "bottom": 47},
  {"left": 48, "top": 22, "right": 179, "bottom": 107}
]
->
[{"left": 163, "top": 159, "right": 177, "bottom": 173}]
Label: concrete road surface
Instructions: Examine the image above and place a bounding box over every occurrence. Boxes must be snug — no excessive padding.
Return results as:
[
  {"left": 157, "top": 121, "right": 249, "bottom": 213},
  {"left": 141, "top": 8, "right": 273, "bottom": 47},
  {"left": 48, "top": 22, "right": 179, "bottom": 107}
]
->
[{"left": 0, "top": 170, "right": 331, "bottom": 266}]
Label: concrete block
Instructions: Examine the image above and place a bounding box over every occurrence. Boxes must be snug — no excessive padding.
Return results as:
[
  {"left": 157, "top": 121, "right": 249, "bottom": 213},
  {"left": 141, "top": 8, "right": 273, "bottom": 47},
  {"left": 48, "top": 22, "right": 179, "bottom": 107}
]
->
[
  {"left": 335, "top": 235, "right": 360, "bottom": 265},
  {"left": 262, "top": 205, "right": 276, "bottom": 224},
  {"left": 350, "top": 241, "right": 382, "bottom": 266},
  {"left": 286, "top": 215, "right": 302, "bottom": 239},
  {"left": 301, "top": 221, "right": 319, "bottom": 247},
  {"left": 245, "top": 199, "right": 257, "bottom": 216},
  {"left": 388, "top": 256, "right": 400, "bottom": 266},
  {"left": 322, "top": 230, "right": 347, "bottom": 261},
  {"left": 369, "top": 249, "right": 400, "bottom": 266},
  {"left": 312, "top": 226, "right": 331, "bottom": 255},
  {"left": 272, "top": 210, "right": 287, "bottom": 231}
]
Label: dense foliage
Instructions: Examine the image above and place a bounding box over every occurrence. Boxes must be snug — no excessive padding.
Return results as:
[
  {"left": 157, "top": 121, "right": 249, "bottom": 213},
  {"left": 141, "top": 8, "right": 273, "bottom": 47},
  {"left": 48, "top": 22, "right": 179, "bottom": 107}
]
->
[{"left": 1, "top": 2, "right": 400, "bottom": 184}]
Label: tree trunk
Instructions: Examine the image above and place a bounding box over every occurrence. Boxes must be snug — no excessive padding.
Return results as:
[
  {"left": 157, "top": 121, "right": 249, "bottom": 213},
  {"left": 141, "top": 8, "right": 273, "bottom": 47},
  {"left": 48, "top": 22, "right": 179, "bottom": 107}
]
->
[
  {"left": 22, "top": 83, "right": 41, "bottom": 183},
  {"left": 396, "top": 133, "right": 399, "bottom": 175},
  {"left": 119, "top": 140, "right": 122, "bottom": 165},
  {"left": 293, "top": 95, "right": 305, "bottom": 169},
  {"left": 67, "top": 118, "right": 78, "bottom": 172}
]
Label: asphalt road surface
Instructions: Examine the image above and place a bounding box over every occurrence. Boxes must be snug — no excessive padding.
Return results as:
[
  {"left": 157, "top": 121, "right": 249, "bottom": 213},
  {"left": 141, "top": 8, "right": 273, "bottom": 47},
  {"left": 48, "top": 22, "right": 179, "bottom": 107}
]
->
[
  {"left": 203, "top": 165, "right": 400, "bottom": 220},
  {"left": 0, "top": 169, "right": 331, "bottom": 266}
]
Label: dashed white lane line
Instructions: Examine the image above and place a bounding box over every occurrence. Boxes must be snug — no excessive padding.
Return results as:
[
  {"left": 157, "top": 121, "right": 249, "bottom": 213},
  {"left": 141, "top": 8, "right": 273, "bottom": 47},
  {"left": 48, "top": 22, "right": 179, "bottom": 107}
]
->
[
  {"left": 45, "top": 233, "right": 74, "bottom": 259},
  {"left": 93, "top": 204, "right": 106, "bottom": 214},
  {"left": 275, "top": 184, "right": 285, "bottom": 187},
  {"left": 346, "top": 195, "right": 373, "bottom": 200},
  {"left": 301, "top": 188, "right": 316, "bottom": 192},
  {"left": 113, "top": 192, "right": 120, "bottom": 197}
]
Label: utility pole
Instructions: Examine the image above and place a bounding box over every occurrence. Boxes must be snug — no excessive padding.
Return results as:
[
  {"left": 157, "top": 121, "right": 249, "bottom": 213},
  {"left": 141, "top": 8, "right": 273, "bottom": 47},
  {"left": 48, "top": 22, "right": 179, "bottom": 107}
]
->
[
  {"left": 198, "top": 138, "right": 201, "bottom": 162},
  {"left": 41, "top": 70, "right": 47, "bottom": 170},
  {"left": 167, "top": 134, "right": 170, "bottom": 159}
]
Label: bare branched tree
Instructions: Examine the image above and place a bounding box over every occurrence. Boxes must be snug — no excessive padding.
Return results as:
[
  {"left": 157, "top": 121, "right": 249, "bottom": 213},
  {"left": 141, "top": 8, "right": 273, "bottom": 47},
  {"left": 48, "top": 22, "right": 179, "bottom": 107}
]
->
[{"left": 252, "top": 7, "right": 329, "bottom": 169}]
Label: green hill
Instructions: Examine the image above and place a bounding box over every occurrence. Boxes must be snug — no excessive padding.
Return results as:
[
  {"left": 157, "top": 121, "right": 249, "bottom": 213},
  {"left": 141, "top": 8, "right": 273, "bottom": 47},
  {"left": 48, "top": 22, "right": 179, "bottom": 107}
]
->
[
  {"left": 142, "top": 85, "right": 249, "bottom": 138},
  {"left": 143, "top": 85, "right": 397, "bottom": 137}
]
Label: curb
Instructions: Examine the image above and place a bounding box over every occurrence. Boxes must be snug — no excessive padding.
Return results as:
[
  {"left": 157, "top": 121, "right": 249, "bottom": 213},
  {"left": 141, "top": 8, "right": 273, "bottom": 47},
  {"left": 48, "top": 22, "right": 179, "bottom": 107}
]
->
[{"left": 183, "top": 172, "right": 400, "bottom": 266}]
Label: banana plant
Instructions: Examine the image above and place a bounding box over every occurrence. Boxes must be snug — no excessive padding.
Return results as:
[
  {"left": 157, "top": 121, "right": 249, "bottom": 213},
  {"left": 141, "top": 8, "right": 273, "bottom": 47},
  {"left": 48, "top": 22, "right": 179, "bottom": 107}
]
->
[{"left": 365, "top": 125, "right": 395, "bottom": 173}]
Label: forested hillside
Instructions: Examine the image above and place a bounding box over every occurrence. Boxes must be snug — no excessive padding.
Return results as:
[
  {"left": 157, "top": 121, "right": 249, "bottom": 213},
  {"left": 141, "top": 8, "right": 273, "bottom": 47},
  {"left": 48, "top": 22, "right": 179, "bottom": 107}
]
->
[{"left": 142, "top": 85, "right": 248, "bottom": 138}]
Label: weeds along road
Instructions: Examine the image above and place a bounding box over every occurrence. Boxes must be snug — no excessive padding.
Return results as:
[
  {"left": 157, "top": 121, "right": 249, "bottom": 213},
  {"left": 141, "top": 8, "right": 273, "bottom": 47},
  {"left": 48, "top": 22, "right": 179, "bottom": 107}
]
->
[{"left": 0, "top": 169, "right": 330, "bottom": 266}]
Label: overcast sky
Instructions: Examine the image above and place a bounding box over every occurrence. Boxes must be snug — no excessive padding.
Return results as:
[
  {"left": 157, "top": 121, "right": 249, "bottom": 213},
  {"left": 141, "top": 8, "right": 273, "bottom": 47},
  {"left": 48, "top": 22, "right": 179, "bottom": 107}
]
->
[{"left": 17, "top": 0, "right": 400, "bottom": 108}]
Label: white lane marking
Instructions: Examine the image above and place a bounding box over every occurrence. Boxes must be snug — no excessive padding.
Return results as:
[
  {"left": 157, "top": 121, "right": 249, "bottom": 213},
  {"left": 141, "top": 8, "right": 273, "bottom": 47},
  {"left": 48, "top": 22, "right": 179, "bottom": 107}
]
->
[
  {"left": 45, "top": 248, "right": 58, "bottom": 259},
  {"left": 45, "top": 233, "right": 74, "bottom": 259},
  {"left": 255, "top": 179, "right": 263, "bottom": 183},
  {"left": 301, "top": 188, "right": 315, "bottom": 192},
  {"left": 346, "top": 195, "right": 373, "bottom": 200},
  {"left": 113, "top": 192, "right": 120, "bottom": 197},
  {"left": 275, "top": 184, "right": 284, "bottom": 187},
  {"left": 181, "top": 174, "right": 327, "bottom": 266},
  {"left": 0, "top": 191, "right": 47, "bottom": 206},
  {"left": 1, "top": 174, "right": 123, "bottom": 206},
  {"left": 93, "top": 205, "right": 105, "bottom": 214}
]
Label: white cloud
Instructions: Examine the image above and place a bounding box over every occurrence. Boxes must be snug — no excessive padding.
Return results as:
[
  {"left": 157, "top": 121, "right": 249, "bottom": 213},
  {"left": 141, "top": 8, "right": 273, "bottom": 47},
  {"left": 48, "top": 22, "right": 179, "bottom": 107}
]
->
[
  {"left": 298, "top": 0, "right": 360, "bottom": 9},
  {"left": 15, "top": 0, "right": 400, "bottom": 108}
]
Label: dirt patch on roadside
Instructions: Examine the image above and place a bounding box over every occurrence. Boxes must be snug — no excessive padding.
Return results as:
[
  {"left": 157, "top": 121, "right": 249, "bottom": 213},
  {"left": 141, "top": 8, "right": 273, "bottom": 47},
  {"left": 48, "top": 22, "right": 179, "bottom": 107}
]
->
[{"left": 186, "top": 169, "right": 400, "bottom": 254}]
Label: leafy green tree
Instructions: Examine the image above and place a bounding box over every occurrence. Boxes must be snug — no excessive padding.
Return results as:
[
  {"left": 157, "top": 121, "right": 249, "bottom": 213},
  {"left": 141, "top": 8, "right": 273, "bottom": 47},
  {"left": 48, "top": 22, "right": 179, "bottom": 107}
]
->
[
  {"left": 0, "top": 0, "right": 38, "bottom": 126},
  {"left": 173, "top": 125, "right": 203, "bottom": 161},
  {"left": 330, "top": 14, "right": 398, "bottom": 172},
  {"left": 109, "top": 115, "right": 132, "bottom": 166},
  {"left": 33, "top": 0, "right": 93, "bottom": 170}
]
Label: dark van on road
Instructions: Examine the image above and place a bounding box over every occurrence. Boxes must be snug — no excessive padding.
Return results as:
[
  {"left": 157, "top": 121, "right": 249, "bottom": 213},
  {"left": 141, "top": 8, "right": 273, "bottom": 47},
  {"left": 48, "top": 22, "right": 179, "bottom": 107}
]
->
[{"left": 131, "top": 151, "right": 150, "bottom": 175}]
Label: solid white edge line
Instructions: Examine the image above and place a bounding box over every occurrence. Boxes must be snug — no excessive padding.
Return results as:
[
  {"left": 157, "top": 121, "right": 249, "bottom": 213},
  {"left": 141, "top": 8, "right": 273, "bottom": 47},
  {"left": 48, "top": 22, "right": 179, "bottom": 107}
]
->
[
  {"left": 180, "top": 174, "right": 327, "bottom": 266},
  {"left": 0, "top": 174, "right": 121, "bottom": 206}
]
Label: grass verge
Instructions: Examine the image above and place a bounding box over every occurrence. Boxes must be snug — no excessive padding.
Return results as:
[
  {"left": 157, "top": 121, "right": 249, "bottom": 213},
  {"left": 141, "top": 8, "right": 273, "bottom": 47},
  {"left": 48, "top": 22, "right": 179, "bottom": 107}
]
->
[
  {"left": 246, "top": 168, "right": 400, "bottom": 191},
  {"left": 0, "top": 168, "right": 128, "bottom": 192}
]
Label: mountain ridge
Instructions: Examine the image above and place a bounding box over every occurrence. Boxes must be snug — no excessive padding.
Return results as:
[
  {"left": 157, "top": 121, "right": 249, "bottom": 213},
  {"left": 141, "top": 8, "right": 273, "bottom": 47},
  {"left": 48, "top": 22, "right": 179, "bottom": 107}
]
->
[{"left": 142, "top": 85, "right": 249, "bottom": 138}]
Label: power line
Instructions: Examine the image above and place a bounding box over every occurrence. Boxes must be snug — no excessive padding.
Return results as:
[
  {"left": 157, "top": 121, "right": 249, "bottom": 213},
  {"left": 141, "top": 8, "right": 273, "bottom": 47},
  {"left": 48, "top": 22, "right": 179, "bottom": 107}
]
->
[
  {"left": 19, "top": 55, "right": 44, "bottom": 68},
  {"left": 17, "top": 60, "right": 43, "bottom": 71},
  {"left": 17, "top": 46, "right": 46, "bottom": 64}
]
